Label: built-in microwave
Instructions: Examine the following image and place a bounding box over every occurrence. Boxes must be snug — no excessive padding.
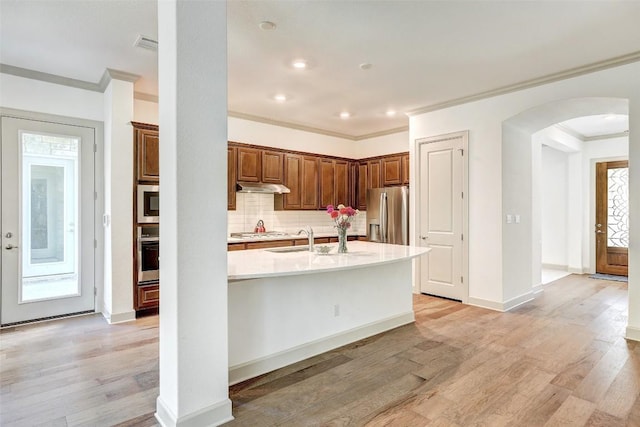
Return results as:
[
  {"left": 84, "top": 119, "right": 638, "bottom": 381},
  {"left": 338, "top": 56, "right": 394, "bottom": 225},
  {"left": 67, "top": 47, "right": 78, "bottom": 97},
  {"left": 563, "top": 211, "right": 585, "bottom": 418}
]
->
[{"left": 137, "top": 184, "right": 159, "bottom": 223}]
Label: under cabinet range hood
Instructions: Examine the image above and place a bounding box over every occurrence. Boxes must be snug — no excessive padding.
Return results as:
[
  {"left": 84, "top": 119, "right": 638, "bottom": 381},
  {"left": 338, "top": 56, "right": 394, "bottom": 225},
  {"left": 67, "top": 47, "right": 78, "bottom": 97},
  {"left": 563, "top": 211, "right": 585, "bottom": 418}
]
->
[{"left": 236, "top": 182, "right": 291, "bottom": 194}]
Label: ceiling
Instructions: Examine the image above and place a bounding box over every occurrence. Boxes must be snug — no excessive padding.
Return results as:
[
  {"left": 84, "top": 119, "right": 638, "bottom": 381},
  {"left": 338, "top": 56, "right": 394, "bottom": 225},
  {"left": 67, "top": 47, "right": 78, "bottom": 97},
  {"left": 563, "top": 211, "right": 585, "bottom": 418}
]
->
[{"left": 1, "top": 1, "right": 639, "bottom": 139}]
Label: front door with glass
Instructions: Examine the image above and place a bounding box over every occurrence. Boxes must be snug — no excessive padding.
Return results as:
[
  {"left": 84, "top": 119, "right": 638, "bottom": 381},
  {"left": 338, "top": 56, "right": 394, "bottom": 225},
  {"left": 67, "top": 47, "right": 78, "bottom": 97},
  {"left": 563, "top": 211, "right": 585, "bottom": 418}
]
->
[
  {"left": 1, "top": 116, "right": 95, "bottom": 325},
  {"left": 595, "top": 160, "right": 628, "bottom": 276}
]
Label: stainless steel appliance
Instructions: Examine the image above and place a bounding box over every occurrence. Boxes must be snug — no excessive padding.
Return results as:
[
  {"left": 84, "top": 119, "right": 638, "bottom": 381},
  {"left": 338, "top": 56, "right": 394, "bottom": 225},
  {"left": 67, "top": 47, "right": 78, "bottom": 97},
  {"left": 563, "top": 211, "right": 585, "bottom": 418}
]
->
[
  {"left": 137, "top": 184, "right": 159, "bottom": 223},
  {"left": 366, "top": 186, "right": 409, "bottom": 245},
  {"left": 137, "top": 225, "right": 159, "bottom": 283}
]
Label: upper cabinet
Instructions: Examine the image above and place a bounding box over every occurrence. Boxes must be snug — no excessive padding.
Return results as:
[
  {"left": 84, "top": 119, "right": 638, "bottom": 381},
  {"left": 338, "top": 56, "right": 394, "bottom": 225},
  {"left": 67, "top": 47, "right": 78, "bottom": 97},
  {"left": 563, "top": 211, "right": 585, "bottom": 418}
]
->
[
  {"left": 262, "top": 150, "right": 284, "bottom": 184},
  {"left": 319, "top": 159, "right": 349, "bottom": 208},
  {"left": 228, "top": 146, "right": 237, "bottom": 210},
  {"left": 382, "top": 156, "right": 402, "bottom": 186},
  {"left": 368, "top": 159, "right": 381, "bottom": 189},
  {"left": 133, "top": 123, "right": 159, "bottom": 183},
  {"left": 301, "top": 156, "right": 319, "bottom": 210},
  {"left": 237, "top": 146, "right": 261, "bottom": 182},
  {"left": 401, "top": 154, "right": 409, "bottom": 185},
  {"left": 357, "top": 162, "right": 368, "bottom": 211},
  {"left": 276, "top": 154, "right": 319, "bottom": 210}
]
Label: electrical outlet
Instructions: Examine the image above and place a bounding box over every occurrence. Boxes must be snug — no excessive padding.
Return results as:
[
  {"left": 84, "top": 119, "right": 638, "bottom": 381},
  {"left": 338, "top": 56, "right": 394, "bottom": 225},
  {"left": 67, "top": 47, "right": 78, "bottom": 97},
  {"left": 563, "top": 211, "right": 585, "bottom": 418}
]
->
[{"left": 334, "top": 304, "right": 340, "bottom": 317}]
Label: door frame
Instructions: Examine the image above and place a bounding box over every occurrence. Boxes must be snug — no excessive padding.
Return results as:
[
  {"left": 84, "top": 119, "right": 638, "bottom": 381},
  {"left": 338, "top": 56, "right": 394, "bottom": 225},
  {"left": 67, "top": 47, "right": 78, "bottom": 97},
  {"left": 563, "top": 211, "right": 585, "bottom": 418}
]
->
[
  {"left": 0, "top": 107, "right": 104, "bottom": 323},
  {"left": 590, "top": 155, "right": 628, "bottom": 275},
  {"left": 413, "top": 130, "right": 469, "bottom": 303}
]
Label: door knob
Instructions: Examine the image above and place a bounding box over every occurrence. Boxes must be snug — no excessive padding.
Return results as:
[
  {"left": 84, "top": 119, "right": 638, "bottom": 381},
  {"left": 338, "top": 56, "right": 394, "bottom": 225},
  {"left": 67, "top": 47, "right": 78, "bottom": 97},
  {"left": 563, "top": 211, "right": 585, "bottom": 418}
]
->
[
  {"left": 4, "top": 232, "right": 12, "bottom": 238},
  {"left": 5, "top": 244, "right": 18, "bottom": 250},
  {"left": 420, "top": 236, "right": 428, "bottom": 240}
]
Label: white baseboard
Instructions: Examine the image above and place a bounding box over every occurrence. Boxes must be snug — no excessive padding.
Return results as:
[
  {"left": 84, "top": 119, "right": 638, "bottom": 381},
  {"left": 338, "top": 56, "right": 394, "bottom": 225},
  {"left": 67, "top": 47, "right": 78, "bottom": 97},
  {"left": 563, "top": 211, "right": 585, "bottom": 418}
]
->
[
  {"left": 568, "top": 267, "right": 587, "bottom": 274},
  {"left": 626, "top": 326, "right": 640, "bottom": 343},
  {"left": 467, "top": 291, "right": 535, "bottom": 312},
  {"left": 155, "top": 396, "right": 233, "bottom": 427},
  {"left": 542, "top": 263, "right": 568, "bottom": 270},
  {"left": 102, "top": 308, "right": 136, "bottom": 324},
  {"left": 229, "top": 311, "right": 415, "bottom": 385}
]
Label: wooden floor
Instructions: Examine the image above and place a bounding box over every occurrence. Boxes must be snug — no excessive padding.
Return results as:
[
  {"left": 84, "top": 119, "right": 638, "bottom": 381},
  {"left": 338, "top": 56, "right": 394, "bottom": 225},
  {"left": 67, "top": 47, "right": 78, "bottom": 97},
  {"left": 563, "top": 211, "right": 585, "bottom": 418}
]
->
[{"left": 1, "top": 274, "right": 637, "bottom": 426}]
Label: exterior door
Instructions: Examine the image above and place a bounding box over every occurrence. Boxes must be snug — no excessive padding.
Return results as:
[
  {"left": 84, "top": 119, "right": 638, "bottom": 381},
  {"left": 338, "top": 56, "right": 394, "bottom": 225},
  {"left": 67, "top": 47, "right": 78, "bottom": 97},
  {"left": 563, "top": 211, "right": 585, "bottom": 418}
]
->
[
  {"left": 595, "top": 160, "right": 628, "bottom": 276},
  {"left": 417, "top": 132, "right": 467, "bottom": 301},
  {"left": 1, "top": 117, "right": 95, "bottom": 325}
]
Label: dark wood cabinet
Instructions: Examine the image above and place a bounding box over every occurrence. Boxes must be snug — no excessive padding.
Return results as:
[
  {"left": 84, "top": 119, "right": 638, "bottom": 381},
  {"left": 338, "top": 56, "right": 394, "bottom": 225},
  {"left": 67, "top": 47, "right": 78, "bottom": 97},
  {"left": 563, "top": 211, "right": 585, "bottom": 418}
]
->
[
  {"left": 276, "top": 154, "right": 303, "bottom": 210},
  {"left": 319, "top": 159, "right": 335, "bottom": 208},
  {"left": 368, "top": 160, "right": 381, "bottom": 189},
  {"left": 262, "top": 150, "right": 284, "bottom": 184},
  {"left": 334, "top": 160, "right": 349, "bottom": 207},
  {"left": 237, "top": 146, "right": 261, "bottom": 182},
  {"left": 137, "top": 283, "right": 159, "bottom": 310},
  {"left": 357, "top": 162, "right": 368, "bottom": 211},
  {"left": 134, "top": 124, "right": 159, "bottom": 183},
  {"left": 301, "top": 156, "right": 319, "bottom": 209},
  {"left": 382, "top": 156, "right": 402, "bottom": 186},
  {"left": 402, "top": 154, "right": 409, "bottom": 185},
  {"left": 228, "top": 147, "right": 237, "bottom": 210}
]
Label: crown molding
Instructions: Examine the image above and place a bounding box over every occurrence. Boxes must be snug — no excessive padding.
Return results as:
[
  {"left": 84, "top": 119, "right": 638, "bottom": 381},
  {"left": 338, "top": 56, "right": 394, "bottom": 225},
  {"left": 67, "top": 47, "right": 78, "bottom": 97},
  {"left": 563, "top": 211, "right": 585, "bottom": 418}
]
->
[
  {"left": 134, "top": 91, "right": 159, "bottom": 103},
  {"left": 407, "top": 50, "right": 640, "bottom": 117},
  {"left": 353, "top": 126, "right": 409, "bottom": 141},
  {"left": 554, "top": 124, "right": 585, "bottom": 141},
  {"left": 1, "top": 63, "right": 140, "bottom": 93},
  {"left": 0, "top": 63, "right": 102, "bottom": 92},
  {"left": 98, "top": 68, "right": 140, "bottom": 91},
  {"left": 584, "top": 131, "right": 630, "bottom": 142},
  {"left": 228, "top": 111, "right": 407, "bottom": 141}
]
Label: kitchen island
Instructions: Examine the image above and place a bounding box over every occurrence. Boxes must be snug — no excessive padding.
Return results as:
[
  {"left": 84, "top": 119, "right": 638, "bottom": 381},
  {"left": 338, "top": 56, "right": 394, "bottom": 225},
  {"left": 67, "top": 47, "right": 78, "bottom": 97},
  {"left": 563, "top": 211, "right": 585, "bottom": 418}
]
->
[{"left": 227, "top": 241, "right": 429, "bottom": 384}]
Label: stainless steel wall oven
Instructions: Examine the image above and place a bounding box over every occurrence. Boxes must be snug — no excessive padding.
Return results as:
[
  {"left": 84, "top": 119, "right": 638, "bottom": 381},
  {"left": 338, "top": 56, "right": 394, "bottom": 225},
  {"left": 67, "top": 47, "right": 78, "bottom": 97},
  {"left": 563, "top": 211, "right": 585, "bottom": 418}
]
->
[{"left": 137, "top": 225, "right": 159, "bottom": 283}]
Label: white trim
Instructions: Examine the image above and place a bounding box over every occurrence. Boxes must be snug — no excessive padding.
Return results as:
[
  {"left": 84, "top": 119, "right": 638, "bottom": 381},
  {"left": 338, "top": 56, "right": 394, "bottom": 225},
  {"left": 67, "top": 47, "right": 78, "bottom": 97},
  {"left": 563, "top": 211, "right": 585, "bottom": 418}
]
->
[
  {"left": 625, "top": 326, "right": 640, "bottom": 343},
  {"left": 228, "top": 311, "right": 415, "bottom": 385},
  {"left": 467, "top": 291, "right": 535, "bottom": 312},
  {"left": 102, "top": 308, "right": 135, "bottom": 324},
  {"left": 541, "top": 263, "right": 568, "bottom": 270},
  {"left": 155, "top": 396, "right": 234, "bottom": 427},
  {"left": 407, "top": 51, "right": 640, "bottom": 117}
]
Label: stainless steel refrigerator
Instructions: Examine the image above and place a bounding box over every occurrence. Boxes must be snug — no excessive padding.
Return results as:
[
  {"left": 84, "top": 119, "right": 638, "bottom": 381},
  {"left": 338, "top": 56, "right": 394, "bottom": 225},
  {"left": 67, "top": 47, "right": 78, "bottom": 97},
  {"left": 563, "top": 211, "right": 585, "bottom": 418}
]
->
[{"left": 366, "top": 186, "right": 409, "bottom": 245}]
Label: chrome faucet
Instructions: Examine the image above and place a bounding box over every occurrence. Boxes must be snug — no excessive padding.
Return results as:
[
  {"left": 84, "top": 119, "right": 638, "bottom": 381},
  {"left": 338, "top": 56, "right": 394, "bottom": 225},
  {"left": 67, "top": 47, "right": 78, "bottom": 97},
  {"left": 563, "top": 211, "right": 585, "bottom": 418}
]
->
[{"left": 297, "top": 226, "right": 314, "bottom": 252}]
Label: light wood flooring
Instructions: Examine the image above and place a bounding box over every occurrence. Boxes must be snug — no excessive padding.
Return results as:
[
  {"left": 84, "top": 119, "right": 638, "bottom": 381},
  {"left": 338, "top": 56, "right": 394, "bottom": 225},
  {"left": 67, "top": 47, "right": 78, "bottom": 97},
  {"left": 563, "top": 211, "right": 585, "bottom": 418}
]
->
[{"left": 1, "top": 274, "right": 637, "bottom": 426}]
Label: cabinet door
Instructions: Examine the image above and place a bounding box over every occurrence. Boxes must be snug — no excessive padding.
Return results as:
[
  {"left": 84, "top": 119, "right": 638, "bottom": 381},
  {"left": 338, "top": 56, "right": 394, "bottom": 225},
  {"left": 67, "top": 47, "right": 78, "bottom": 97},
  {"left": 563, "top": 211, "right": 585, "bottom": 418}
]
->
[
  {"left": 401, "top": 153, "right": 410, "bottom": 185},
  {"left": 382, "top": 156, "right": 402, "bottom": 186},
  {"left": 237, "top": 147, "right": 261, "bottom": 182},
  {"left": 319, "top": 159, "right": 335, "bottom": 209},
  {"left": 136, "top": 128, "right": 159, "bottom": 182},
  {"left": 228, "top": 147, "right": 237, "bottom": 210},
  {"left": 136, "top": 284, "right": 159, "bottom": 310},
  {"left": 368, "top": 159, "right": 381, "bottom": 189},
  {"left": 301, "top": 156, "right": 319, "bottom": 209},
  {"left": 262, "top": 150, "right": 284, "bottom": 184},
  {"left": 335, "top": 160, "right": 349, "bottom": 207},
  {"left": 282, "top": 154, "right": 302, "bottom": 209},
  {"left": 357, "top": 162, "right": 368, "bottom": 211}
]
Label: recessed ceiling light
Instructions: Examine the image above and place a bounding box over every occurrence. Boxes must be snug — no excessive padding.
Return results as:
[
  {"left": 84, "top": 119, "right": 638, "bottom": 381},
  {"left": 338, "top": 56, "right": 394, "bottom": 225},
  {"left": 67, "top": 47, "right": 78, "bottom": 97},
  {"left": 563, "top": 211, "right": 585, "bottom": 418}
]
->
[
  {"left": 340, "top": 112, "right": 351, "bottom": 119},
  {"left": 386, "top": 110, "right": 396, "bottom": 117},
  {"left": 359, "top": 63, "right": 373, "bottom": 70},
  {"left": 259, "top": 21, "right": 277, "bottom": 30},
  {"left": 292, "top": 60, "right": 307, "bottom": 69},
  {"left": 274, "top": 94, "right": 287, "bottom": 102}
]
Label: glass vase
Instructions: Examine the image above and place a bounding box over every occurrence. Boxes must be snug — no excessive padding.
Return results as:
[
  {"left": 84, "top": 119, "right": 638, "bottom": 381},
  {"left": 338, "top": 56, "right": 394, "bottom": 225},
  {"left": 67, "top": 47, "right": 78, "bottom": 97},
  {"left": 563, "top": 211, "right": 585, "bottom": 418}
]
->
[{"left": 337, "top": 227, "right": 348, "bottom": 253}]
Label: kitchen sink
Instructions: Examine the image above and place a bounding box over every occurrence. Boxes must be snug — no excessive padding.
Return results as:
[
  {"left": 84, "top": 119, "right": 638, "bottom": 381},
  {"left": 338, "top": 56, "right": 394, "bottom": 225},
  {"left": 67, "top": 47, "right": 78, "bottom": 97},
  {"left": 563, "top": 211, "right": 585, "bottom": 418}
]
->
[{"left": 265, "top": 246, "right": 309, "bottom": 253}]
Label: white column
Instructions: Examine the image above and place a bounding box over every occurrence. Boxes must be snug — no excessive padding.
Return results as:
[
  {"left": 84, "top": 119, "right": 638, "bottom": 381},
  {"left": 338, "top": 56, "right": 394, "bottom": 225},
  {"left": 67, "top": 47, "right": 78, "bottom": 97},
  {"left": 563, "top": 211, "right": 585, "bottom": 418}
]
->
[
  {"left": 156, "top": 1, "right": 232, "bottom": 426},
  {"left": 103, "top": 75, "right": 136, "bottom": 323},
  {"left": 626, "top": 95, "right": 640, "bottom": 341}
]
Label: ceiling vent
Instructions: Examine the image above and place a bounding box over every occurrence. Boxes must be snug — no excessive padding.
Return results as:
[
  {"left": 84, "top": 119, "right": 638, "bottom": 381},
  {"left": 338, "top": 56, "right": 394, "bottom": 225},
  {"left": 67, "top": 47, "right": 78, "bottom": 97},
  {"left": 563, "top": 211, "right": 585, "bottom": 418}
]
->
[{"left": 134, "top": 35, "right": 158, "bottom": 52}]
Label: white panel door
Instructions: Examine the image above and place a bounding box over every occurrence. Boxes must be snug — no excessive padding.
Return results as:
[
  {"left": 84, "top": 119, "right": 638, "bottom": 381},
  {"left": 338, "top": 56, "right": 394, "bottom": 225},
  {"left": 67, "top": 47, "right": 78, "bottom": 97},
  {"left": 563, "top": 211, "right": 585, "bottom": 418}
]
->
[
  {"left": 1, "top": 117, "right": 95, "bottom": 325},
  {"left": 418, "top": 133, "right": 466, "bottom": 301}
]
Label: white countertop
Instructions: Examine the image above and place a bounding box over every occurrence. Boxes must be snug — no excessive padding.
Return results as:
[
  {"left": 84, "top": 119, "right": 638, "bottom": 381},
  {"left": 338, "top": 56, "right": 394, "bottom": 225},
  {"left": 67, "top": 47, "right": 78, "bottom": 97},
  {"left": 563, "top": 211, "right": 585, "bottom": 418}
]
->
[
  {"left": 228, "top": 241, "right": 430, "bottom": 281},
  {"left": 227, "top": 231, "right": 362, "bottom": 244}
]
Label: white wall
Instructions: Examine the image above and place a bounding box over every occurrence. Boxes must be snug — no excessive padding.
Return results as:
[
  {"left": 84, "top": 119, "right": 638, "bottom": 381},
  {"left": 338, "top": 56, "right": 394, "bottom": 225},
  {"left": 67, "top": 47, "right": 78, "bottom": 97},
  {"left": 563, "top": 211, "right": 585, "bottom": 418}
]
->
[
  {"left": 410, "top": 61, "right": 640, "bottom": 316},
  {"left": 541, "top": 146, "right": 569, "bottom": 268},
  {"left": 0, "top": 73, "right": 103, "bottom": 121}
]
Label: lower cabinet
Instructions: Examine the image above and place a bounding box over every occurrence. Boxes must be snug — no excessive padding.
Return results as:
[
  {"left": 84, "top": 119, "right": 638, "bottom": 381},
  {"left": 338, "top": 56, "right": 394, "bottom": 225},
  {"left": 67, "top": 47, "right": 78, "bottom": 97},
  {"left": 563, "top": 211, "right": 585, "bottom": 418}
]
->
[
  {"left": 137, "top": 284, "right": 159, "bottom": 310},
  {"left": 228, "top": 236, "right": 361, "bottom": 250}
]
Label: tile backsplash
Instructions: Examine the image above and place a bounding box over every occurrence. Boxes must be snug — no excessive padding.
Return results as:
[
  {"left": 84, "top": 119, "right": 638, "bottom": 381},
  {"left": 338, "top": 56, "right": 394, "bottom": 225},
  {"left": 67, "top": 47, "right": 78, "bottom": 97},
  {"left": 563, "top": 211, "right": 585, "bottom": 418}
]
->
[{"left": 228, "top": 193, "right": 366, "bottom": 235}]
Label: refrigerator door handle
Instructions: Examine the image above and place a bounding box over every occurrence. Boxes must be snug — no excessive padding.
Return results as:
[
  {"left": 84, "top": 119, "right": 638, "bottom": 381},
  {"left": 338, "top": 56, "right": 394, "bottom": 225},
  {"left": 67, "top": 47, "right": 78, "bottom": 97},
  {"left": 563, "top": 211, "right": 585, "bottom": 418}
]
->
[
  {"left": 380, "top": 192, "right": 388, "bottom": 243},
  {"left": 401, "top": 187, "right": 409, "bottom": 245}
]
